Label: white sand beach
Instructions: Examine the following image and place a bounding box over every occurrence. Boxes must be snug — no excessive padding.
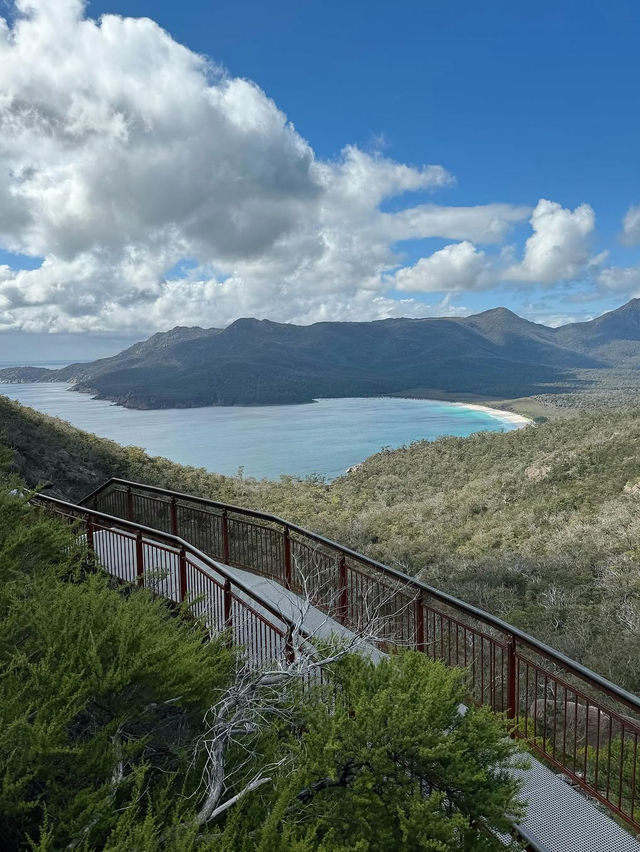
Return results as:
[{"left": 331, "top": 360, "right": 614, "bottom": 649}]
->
[{"left": 450, "top": 402, "right": 533, "bottom": 429}]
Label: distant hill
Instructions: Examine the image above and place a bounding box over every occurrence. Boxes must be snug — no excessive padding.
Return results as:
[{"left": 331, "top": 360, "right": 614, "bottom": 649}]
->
[{"left": 4, "top": 300, "right": 640, "bottom": 408}]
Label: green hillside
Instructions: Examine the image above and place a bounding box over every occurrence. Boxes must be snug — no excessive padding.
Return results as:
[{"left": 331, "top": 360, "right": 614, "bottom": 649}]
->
[
  {"left": 0, "top": 437, "right": 520, "bottom": 850},
  {"left": 2, "top": 393, "right": 640, "bottom": 692}
]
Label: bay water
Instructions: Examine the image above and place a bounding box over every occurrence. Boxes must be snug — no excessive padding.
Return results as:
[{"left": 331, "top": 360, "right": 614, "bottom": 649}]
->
[{"left": 0, "top": 378, "right": 524, "bottom": 480}]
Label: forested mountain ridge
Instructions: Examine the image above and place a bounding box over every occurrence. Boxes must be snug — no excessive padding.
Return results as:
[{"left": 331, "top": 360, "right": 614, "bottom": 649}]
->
[
  {"left": 2, "top": 393, "right": 640, "bottom": 694},
  {"left": 6, "top": 300, "right": 640, "bottom": 408}
]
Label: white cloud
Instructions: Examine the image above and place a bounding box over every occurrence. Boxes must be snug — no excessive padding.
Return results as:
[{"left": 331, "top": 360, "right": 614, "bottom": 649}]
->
[
  {"left": 621, "top": 204, "right": 640, "bottom": 246},
  {"left": 541, "top": 314, "right": 586, "bottom": 327},
  {"left": 504, "top": 199, "right": 596, "bottom": 285},
  {"left": 387, "top": 203, "right": 531, "bottom": 245},
  {"left": 0, "top": 0, "right": 320, "bottom": 263},
  {"left": 516, "top": 300, "right": 600, "bottom": 328},
  {"left": 597, "top": 265, "right": 640, "bottom": 292},
  {"left": 320, "top": 145, "right": 453, "bottom": 207},
  {"left": 393, "top": 241, "right": 493, "bottom": 293},
  {"left": 0, "top": 1, "right": 559, "bottom": 336}
]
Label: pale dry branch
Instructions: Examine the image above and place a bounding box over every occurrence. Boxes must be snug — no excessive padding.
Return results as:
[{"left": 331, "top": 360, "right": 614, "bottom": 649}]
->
[{"left": 191, "top": 543, "right": 415, "bottom": 827}]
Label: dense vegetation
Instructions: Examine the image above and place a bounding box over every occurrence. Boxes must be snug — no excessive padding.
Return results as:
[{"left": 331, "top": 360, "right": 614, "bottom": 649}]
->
[
  {"left": 0, "top": 455, "right": 521, "bottom": 849},
  {"left": 0, "top": 460, "right": 232, "bottom": 849},
  {"left": 10, "top": 299, "right": 640, "bottom": 407},
  {"left": 2, "top": 393, "right": 640, "bottom": 696}
]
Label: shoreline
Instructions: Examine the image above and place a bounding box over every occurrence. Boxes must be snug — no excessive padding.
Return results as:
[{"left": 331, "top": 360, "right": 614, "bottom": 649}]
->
[
  {"left": 448, "top": 401, "right": 533, "bottom": 429},
  {"left": 1, "top": 387, "right": 534, "bottom": 482},
  {"left": 1, "top": 382, "right": 536, "bottom": 427}
]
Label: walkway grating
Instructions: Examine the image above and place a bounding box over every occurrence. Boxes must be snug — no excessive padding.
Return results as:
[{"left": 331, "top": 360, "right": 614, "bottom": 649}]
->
[
  {"left": 512, "top": 756, "right": 640, "bottom": 852},
  {"left": 92, "top": 527, "right": 640, "bottom": 852}
]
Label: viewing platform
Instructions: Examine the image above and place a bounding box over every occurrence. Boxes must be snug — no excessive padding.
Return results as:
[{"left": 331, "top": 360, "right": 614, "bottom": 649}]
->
[{"left": 34, "top": 478, "right": 640, "bottom": 851}]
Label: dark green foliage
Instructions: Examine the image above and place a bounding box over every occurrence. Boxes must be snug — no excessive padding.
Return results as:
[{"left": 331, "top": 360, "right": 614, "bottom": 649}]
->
[
  {"left": 0, "top": 485, "right": 234, "bottom": 849},
  {"left": 207, "top": 653, "right": 523, "bottom": 851},
  {"left": 278, "top": 652, "right": 523, "bottom": 851}
]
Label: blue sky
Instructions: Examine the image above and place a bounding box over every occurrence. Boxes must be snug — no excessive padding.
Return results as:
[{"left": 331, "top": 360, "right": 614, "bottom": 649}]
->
[
  {"left": 93, "top": 0, "right": 639, "bottom": 232},
  {"left": 1, "top": 0, "right": 640, "bottom": 358}
]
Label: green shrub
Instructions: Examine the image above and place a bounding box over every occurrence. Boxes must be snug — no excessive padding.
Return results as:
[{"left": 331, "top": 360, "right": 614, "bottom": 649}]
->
[
  {"left": 0, "top": 482, "right": 523, "bottom": 850},
  {"left": 0, "top": 488, "right": 233, "bottom": 850}
]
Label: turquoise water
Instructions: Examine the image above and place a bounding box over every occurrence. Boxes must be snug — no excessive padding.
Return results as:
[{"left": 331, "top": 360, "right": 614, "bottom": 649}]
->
[{"left": 0, "top": 382, "right": 522, "bottom": 480}]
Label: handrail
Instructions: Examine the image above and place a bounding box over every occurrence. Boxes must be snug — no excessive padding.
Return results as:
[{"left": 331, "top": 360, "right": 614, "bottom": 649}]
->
[
  {"left": 79, "top": 477, "right": 640, "bottom": 833},
  {"left": 33, "top": 493, "right": 311, "bottom": 648},
  {"left": 29, "top": 482, "right": 640, "bottom": 844},
  {"left": 82, "top": 477, "right": 640, "bottom": 715}
]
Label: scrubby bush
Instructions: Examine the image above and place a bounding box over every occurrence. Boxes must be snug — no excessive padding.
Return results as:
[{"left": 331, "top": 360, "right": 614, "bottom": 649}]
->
[
  {"left": 0, "top": 473, "right": 523, "bottom": 850},
  {"left": 206, "top": 652, "right": 523, "bottom": 851},
  {"left": 0, "top": 484, "right": 234, "bottom": 849}
]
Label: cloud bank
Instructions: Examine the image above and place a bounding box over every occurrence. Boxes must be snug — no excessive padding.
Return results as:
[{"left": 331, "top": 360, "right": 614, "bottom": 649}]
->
[
  {"left": 0, "top": 0, "right": 637, "bottom": 336},
  {"left": 393, "top": 242, "right": 492, "bottom": 293}
]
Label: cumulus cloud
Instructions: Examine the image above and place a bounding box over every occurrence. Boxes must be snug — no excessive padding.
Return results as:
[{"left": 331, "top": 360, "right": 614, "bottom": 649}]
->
[
  {"left": 504, "top": 199, "right": 596, "bottom": 285},
  {"left": 621, "top": 204, "right": 640, "bottom": 246},
  {"left": 0, "top": 1, "right": 543, "bottom": 335},
  {"left": 0, "top": 0, "right": 321, "bottom": 262},
  {"left": 393, "top": 241, "right": 493, "bottom": 293}
]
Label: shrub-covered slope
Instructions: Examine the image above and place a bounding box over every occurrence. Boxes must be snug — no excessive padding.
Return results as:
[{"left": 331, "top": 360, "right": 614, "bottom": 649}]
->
[
  {"left": 2, "top": 393, "right": 640, "bottom": 691},
  {"left": 0, "top": 454, "right": 520, "bottom": 850},
  {"left": 0, "top": 461, "right": 235, "bottom": 849}
]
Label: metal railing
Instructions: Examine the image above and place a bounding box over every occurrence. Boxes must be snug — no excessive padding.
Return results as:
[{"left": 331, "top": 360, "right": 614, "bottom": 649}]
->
[
  {"left": 61, "top": 477, "right": 640, "bottom": 831},
  {"left": 33, "top": 493, "right": 315, "bottom": 672}
]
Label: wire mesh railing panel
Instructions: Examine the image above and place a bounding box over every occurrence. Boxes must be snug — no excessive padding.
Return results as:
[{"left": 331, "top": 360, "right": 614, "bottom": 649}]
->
[
  {"left": 140, "top": 540, "right": 180, "bottom": 602},
  {"left": 227, "top": 517, "right": 284, "bottom": 578},
  {"left": 290, "top": 536, "right": 339, "bottom": 613},
  {"left": 95, "top": 488, "right": 128, "bottom": 519},
  {"left": 420, "top": 600, "right": 509, "bottom": 712},
  {"left": 230, "top": 594, "right": 286, "bottom": 668},
  {"left": 514, "top": 653, "right": 640, "bottom": 827},
  {"left": 177, "top": 504, "right": 224, "bottom": 561},
  {"left": 132, "top": 493, "right": 171, "bottom": 531},
  {"left": 185, "top": 557, "right": 226, "bottom": 631},
  {"left": 344, "top": 560, "right": 416, "bottom": 645},
  {"left": 91, "top": 524, "right": 137, "bottom": 584}
]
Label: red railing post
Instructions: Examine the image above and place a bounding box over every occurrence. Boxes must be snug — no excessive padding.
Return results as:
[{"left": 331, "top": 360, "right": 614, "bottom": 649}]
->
[
  {"left": 338, "top": 554, "right": 348, "bottom": 625},
  {"left": 283, "top": 525, "right": 292, "bottom": 589},
  {"left": 415, "top": 591, "right": 425, "bottom": 652},
  {"left": 223, "top": 578, "right": 232, "bottom": 643},
  {"left": 135, "top": 529, "right": 144, "bottom": 585},
  {"left": 170, "top": 497, "right": 178, "bottom": 536},
  {"left": 178, "top": 545, "right": 188, "bottom": 603},
  {"left": 507, "top": 634, "right": 517, "bottom": 721},
  {"left": 222, "top": 510, "right": 230, "bottom": 564},
  {"left": 127, "top": 486, "right": 134, "bottom": 521}
]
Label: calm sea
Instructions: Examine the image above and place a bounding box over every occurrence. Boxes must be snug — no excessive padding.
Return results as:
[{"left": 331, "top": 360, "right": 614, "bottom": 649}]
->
[{"left": 0, "top": 371, "right": 522, "bottom": 480}]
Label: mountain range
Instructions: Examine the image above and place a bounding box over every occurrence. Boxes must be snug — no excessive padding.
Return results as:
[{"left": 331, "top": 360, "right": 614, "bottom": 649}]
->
[{"left": 3, "top": 299, "right": 640, "bottom": 408}]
